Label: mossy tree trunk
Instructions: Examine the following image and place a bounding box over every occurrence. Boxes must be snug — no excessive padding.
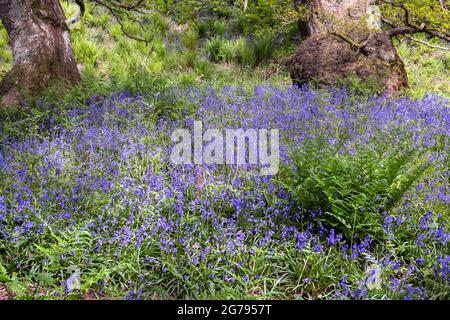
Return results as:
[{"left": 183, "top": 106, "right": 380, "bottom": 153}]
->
[
  {"left": 0, "top": 0, "right": 80, "bottom": 106},
  {"left": 305, "top": 0, "right": 374, "bottom": 35},
  {"left": 290, "top": 0, "right": 409, "bottom": 93}
]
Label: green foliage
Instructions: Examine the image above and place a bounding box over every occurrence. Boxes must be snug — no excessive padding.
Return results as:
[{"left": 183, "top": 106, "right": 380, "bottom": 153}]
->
[
  {"left": 182, "top": 28, "right": 200, "bottom": 50},
  {"left": 180, "top": 49, "right": 198, "bottom": 68},
  {"left": 194, "top": 60, "right": 213, "bottom": 79},
  {"left": 336, "top": 74, "right": 385, "bottom": 98},
  {"left": 236, "top": 0, "right": 301, "bottom": 34},
  {"left": 205, "top": 33, "right": 275, "bottom": 67},
  {"left": 0, "top": 0, "right": 449, "bottom": 302},
  {"left": 394, "top": 35, "right": 450, "bottom": 98},
  {"left": 0, "top": 21, "right": 12, "bottom": 78},
  {"left": 5, "top": 275, "right": 30, "bottom": 299},
  {"left": 0, "top": 262, "right": 9, "bottom": 282},
  {"left": 149, "top": 11, "right": 170, "bottom": 36},
  {"left": 195, "top": 18, "right": 228, "bottom": 38},
  {"left": 159, "top": 0, "right": 238, "bottom": 23},
  {"left": 231, "top": 13, "right": 253, "bottom": 34},
  {"left": 212, "top": 20, "right": 228, "bottom": 37},
  {"left": 251, "top": 34, "right": 275, "bottom": 66},
  {"left": 72, "top": 34, "right": 100, "bottom": 65},
  {"left": 196, "top": 19, "right": 213, "bottom": 38},
  {"left": 234, "top": 35, "right": 275, "bottom": 67},
  {"left": 283, "top": 143, "right": 432, "bottom": 241},
  {"left": 235, "top": 37, "right": 257, "bottom": 66},
  {"left": 206, "top": 37, "right": 236, "bottom": 63}
]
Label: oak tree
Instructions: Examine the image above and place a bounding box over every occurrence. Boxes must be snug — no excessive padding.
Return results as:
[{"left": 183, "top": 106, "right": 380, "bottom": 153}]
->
[{"left": 290, "top": 0, "right": 450, "bottom": 93}]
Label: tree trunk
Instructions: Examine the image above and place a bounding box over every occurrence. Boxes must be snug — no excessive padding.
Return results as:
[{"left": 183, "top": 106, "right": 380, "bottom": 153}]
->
[
  {"left": 243, "top": 0, "right": 249, "bottom": 13},
  {"left": 290, "top": 0, "right": 409, "bottom": 94},
  {"left": 0, "top": 0, "right": 80, "bottom": 107}
]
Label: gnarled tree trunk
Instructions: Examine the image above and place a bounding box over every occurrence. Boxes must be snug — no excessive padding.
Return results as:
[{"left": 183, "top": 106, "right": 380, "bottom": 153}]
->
[
  {"left": 290, "top": 0, "right": 409, "bottom": 93},
  {"left": 0, "top": 0, "right": 80, "bottom": 106}
]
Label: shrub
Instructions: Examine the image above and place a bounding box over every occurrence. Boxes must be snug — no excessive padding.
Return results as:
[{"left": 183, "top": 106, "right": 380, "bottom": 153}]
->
[
  {"left": 0, "top": 23, "right": 11, "bottom": 77},
  {"left": 231, "top": 14, "right": 253, "bottom": 35},
  {"left": 196, "top": 19, "right": 212, "bottom": 38},
  {"left": 150, "top": 12, "right": 169, "bottom": 35},
  {"left": 206, "top": 37, "right": 235, "bottom": 63},
  {"left": 72, "top": 35, "right": 100, "bottom": 65}
]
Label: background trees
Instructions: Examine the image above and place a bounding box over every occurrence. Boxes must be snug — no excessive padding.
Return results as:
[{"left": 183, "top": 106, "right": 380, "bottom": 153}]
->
[
  {"left": 0, "top": 0, "right": 80, "bottom": 106},
  {"left": 0, "top": 0, "right": 448, "bottom": 106}
]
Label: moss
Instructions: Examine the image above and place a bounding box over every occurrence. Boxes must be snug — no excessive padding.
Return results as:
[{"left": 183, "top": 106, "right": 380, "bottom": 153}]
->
[{"left": 290, "top": 32, "right": 408, "bottom": 94}]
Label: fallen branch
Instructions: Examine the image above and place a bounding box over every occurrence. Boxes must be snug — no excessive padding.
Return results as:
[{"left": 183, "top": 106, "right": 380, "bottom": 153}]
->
[{"left": 330, "top": 31, "right": 373, "bottom": 52}]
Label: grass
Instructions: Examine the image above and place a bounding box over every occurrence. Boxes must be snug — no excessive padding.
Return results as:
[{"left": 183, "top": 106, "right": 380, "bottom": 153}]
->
[{"left": 396, "top": 35, "right": 450, "bottom": 98}]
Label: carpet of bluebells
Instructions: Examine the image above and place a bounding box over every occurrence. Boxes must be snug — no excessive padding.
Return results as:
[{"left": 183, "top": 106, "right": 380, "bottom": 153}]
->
[{"left": 0, "top": 85, "right": 449, "bottom": 300}]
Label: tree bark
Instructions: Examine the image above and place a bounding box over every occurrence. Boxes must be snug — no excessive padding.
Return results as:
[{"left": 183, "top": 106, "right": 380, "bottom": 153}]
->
[
  {"left": 290, "top": 0, "right": 409, "bottom": 93},
  {"left": 0, "top": 0, "right": 80, "bottom": 106},
  {"left": 306, "top": 0, "right": 374, "bottom": 35}
]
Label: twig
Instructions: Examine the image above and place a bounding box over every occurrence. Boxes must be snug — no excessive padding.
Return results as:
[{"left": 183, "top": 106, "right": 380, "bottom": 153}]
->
[
  {"left": 403, "top": 34, "right": 450, "bottom": 50},
  {"left": 91, "top": 0, "right": 152, "bottom": 43}
]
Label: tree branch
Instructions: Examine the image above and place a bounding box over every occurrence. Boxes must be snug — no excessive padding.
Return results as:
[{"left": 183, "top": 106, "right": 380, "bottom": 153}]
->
[{"left": 424, "top": 29, "right": 450, "bottom": 42}]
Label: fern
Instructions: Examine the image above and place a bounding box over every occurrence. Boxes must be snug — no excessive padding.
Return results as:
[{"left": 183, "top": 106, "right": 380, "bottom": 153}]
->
[{"left": 283, "top": 144, "right": 432, "bottom": 241}]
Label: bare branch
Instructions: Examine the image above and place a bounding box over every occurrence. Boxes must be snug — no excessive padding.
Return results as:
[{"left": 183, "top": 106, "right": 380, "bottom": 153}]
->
[
  {"left": 403, "top": 34, "right": 450, "bottom": 50},
  {"left": 386, "top": 24, "right": 450, "bottom": 42},
  {"left": 424, "top": 29, "right": 450, "bottom": 42},
  {"left": 92, "top": 0, "right": 152, "bottom": 43},
  {"left": 329, "top": 31, "right": 376, "bottom": 57},
  {"left": 386, "top": 24, "right": 423, "bottom": 37},
  {"left": 107, "top": 0, "right": 146, "bottom": 11},
  {"left": 91, "top": 0, "right": 147, "bottom": 13}
]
